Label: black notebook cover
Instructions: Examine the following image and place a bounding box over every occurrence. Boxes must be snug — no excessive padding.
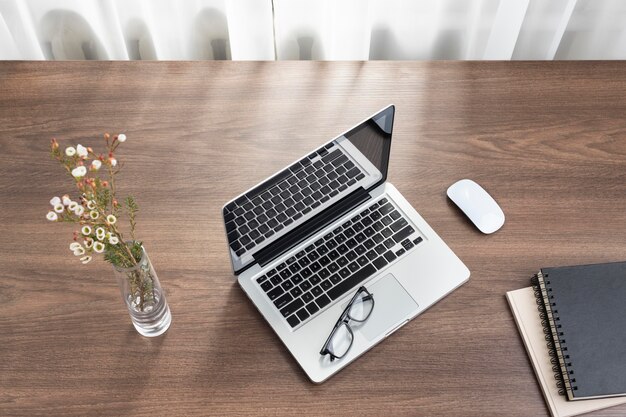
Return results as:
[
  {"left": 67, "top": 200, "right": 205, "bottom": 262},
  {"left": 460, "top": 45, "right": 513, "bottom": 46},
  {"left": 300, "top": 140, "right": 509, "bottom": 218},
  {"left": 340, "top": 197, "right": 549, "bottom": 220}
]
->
[{"left": 532, "top": 261, "right": 626, "bottom": 401}]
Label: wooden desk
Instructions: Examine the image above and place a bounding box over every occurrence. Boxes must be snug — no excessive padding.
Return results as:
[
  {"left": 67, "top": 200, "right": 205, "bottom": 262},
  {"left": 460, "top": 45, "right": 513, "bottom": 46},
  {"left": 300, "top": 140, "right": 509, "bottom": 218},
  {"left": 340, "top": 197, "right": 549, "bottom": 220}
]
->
[{"left": 1, "top": 61, "right": 626, "bottom": 416}]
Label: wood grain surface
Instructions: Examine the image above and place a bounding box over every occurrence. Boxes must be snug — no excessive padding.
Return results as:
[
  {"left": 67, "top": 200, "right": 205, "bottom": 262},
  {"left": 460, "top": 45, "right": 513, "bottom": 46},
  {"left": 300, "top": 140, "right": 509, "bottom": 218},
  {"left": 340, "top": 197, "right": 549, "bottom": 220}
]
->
[{"left": 1, "top": 61, "right": 626, "bottom": 417}]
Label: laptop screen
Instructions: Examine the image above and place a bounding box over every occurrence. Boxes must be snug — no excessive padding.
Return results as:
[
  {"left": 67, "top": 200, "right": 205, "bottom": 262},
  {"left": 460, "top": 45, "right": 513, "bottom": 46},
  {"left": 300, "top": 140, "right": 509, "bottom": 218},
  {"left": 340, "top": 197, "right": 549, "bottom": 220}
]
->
[
  {"left": 342, "top": 105, "right": 394, "bottom": 191},
  {"left": 224, "top": 105, "right": 395, "bottom": 275}
]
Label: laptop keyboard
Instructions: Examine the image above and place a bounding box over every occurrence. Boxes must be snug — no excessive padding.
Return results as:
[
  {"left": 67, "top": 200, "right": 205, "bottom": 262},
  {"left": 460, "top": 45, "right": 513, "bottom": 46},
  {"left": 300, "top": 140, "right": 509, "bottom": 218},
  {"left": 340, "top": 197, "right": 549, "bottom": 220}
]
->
[
  {"left": 223, "top": 143, "right": 366, "bottom": 258},
  {"left": 255, "top": 197, "right": 423, "bottom": 328}
]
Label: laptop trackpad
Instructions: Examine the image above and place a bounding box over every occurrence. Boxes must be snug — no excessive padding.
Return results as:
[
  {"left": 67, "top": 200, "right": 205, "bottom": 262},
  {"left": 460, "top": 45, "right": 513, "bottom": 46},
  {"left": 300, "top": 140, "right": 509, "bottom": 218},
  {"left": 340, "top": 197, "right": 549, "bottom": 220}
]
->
[{"left": 356, "top": 274, "right": 418, "bottom": 341}]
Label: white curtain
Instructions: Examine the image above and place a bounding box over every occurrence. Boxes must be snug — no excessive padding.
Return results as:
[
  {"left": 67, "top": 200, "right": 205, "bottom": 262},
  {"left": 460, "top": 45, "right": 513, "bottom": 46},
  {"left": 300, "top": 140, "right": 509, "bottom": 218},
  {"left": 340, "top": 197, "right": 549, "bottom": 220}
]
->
[{"left": 1, "top": 0, "right": 626, "bottom": 60}]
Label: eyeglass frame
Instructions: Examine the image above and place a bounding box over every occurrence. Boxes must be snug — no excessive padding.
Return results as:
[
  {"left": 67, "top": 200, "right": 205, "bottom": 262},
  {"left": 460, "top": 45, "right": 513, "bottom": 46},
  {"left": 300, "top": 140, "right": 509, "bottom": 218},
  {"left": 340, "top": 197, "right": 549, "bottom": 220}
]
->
[{"left": 319, "top": 286, "right": 375, "bottom": 362}]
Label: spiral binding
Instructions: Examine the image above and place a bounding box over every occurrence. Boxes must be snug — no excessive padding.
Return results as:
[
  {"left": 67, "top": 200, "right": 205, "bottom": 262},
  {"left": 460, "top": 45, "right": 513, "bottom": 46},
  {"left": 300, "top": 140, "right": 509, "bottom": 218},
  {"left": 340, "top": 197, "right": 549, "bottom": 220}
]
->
[{"left": 531, "top": 272, "right": 577, "bottom": 397}]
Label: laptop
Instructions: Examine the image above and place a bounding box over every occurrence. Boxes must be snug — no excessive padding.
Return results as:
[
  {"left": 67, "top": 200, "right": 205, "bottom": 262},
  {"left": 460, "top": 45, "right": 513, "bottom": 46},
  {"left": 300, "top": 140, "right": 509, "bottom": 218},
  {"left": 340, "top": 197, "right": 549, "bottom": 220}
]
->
[{"left": 222, "top": 105, "right": 470, "bottom": 383}]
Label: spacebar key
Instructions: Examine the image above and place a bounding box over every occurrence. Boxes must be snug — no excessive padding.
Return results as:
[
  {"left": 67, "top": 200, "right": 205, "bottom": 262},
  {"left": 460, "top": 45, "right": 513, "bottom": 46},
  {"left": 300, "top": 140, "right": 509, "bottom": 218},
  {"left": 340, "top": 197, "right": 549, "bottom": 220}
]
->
[{"left": 327, "top": 264, "right": 377, "bottom": 300}]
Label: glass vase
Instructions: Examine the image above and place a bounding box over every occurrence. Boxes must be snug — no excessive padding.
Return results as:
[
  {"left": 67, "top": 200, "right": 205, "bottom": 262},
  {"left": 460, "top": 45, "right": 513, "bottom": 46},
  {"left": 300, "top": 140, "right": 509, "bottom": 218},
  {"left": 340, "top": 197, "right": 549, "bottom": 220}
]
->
[{"left": 113, "top": 245, "right": 171, "bottom": 337}]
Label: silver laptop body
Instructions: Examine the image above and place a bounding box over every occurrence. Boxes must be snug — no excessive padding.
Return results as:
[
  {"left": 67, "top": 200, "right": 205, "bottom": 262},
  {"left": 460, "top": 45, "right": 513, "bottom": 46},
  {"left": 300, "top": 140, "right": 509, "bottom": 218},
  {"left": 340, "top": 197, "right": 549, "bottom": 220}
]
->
[{"left": 222, "top": 105, "right": 470, "bottom": 383}]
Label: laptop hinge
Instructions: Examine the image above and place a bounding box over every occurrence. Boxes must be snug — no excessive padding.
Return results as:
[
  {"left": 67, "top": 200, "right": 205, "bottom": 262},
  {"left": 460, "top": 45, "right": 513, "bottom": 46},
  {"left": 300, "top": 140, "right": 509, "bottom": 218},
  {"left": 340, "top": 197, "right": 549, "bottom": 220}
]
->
[{"left": 253, "top": 187, "right": 371, "bottom": 269}]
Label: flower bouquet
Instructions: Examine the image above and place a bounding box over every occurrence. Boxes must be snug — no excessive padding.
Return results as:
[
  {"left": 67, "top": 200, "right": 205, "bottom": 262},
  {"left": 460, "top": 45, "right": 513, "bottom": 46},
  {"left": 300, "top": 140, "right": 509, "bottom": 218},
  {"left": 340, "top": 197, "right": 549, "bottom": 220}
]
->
[{"left": 46, "top": 134, "right": 171, "bottom": 337}]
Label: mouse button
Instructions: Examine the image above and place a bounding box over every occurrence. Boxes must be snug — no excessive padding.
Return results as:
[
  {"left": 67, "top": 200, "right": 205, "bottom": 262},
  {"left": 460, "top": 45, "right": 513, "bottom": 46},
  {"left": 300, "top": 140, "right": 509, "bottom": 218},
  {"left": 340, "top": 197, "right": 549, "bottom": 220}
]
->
[{"left": 478, "top": 211, "right": 505, "bottom": 234}]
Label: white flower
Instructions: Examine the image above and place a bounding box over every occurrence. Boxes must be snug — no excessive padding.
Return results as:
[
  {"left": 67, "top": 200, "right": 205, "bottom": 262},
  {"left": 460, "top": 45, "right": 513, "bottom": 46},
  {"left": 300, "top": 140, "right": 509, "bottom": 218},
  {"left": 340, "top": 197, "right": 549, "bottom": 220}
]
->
[
  {"left": 96, "top": 227, "right": 106, "bottom": 241},
  {"left": 91, "top": 160, "right": 102, "bottom": 171},
  {"left": 74, "top": 206, "right": 84, "bottom": 216},
  {"left": 73, "top": 247, "right": 85, "bottom": 256},
  {"left": 117, "top": 133, "right": 127, "bottom": 143},
  {"left": 106, "top": 214, "right": 117, "bottom": 225},
  {"left": 109, "top": 235, "right": 119, "bottom": 245},
  {"left": 80, "top": 255, "right": 92, "bottom": 264},
  {"left": 71, "top": 166, "right": 87, "bottom": 178},
  {"left": 87, "top": 200, "right": 96, "bottom": 210},
  {"left": 69, "top": 242, "right": 82, "bottom": 251},
  {"left": 50, "top": 196, "right": 61, "bottom": 206},
  {"left": 68, "top": 201, "right": 79, "bottom": 211},
  {"left": 89, "top": 210, "right": 99, "bottom": 220},
  {"left": 65, "top": 146, "right": 76, "bottom": 156},
  {"left": 84, "top": 238, "right": 94, "bottom": 248},
  {"left": 81, "top": 225, "right": 92, "bottom": 236},
  {"left": 54, "top": 204, "right": 65, "bottom": 213},
  {"left": 46, "top": 211, "right": 58, "bottom": 221},
  {"left": 109, "top": 158, "right": 117, "bottom": 167},
  {"left": 62, "top": 195, "right": 72, "bottom": 206},
  {"left": 76, "top": 144, "right": 88, "bottom": 158},
  {"left": 93, "top": 241, "right": 105, "bottom": 253}
]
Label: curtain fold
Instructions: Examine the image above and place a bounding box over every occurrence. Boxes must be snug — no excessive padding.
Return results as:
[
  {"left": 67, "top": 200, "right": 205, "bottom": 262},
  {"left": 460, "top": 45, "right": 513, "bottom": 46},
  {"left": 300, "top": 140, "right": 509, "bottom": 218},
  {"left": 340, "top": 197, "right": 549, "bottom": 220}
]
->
[{"left": 0, "top": 0, "right": 625, "bottom": 60}]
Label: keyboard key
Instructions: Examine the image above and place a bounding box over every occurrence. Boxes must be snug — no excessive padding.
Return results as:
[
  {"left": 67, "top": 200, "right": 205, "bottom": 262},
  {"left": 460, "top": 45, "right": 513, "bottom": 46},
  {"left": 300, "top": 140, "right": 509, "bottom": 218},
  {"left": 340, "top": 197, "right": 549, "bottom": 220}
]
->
[
  {"left": 302, "top": 291, "right": 314, "bottom": 303},
  {"left": 310, "top": 261, "right": 321, "bottom": 272},
  {"left": 300, "top": 281, "right": 312, "bottom": 291},
  {"left": 393, "top": 225, "right": 415, "bottom": 243},
  {"left": 267, "top": 286, "right": 284, "bottom": 300},
  {"left": 306, "top": 301, "right": 320, "bottom": 315},
  {"left": 282, "top": 280, "right": 294, "bottom": 291},
  {"left": 290, "top": 286, "right": 303, "bottom": 298},
  {"left": 413, "top": 236, "right": 423, "bottom": 245},
  {"left": 396, "top": 248, "right": 406, "bottom": 257},
  {"left": 331, "top": 154, "right": 348, "bottom": 167},
  {"left": 261, "top": 281, "right": 273, "bottom": 292},
  {"left": 346, "top": 167, "right": 360, "bottom": 178},
  {"left": 390, "top": 218, "right": 408, "bottom": 233},
  {"left": 327, "top": 264, "right": 376, "bottom": 300},
  {"left": 270, "top": 275, "right": 282, "bottom": 286},
  {"left": 280, "top": 298, "right": 304, "bottom": 317},
  {"left": 320, "top": 279, "right": 333, "bottom": 291},
  {"left": 286, "top": 315, "right": 300, "bottom": 327},
  {"left": 274, "top": 293, "right": 293, "bottom": 309},
  {"left": 322, "top": 149, "right": 341, "bottom": 163},
  {"left": 373, "top": 256, "right": 388, "bottom": 270},
  {"left": 311, "top": 285, "right": 323, "bottom": 297},
  {"left": 383, "top": 251, "right": 397, "bottom": 263},
  {"left": 291, "top": 274, "right": 303, "bottom": 284},
  {"left": 296, "top": 308, "right": 310, "bottom": 321},
  {"left": 316, "top": 294, "right": 331, "bottom": 308},
  {"left": 330, "top": 274, "right": 342, "bottom": 285}
]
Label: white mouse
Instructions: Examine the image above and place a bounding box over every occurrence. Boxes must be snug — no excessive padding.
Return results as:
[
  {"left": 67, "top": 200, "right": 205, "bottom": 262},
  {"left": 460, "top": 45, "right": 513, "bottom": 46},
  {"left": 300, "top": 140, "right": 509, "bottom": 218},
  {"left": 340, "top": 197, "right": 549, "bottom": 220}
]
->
[{"left": 447, "top": 179, "right": 505, "bottom": 234}]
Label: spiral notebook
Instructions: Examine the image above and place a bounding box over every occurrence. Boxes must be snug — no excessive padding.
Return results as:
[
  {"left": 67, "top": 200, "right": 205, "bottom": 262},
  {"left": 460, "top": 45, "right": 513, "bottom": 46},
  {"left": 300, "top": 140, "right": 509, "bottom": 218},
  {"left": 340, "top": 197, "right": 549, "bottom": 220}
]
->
[
  {"left": 507, "top": 287, "right": 626, "bottom": 417},
  {"left": 530, "top": 261, "right": 626, "bottom": 401}
]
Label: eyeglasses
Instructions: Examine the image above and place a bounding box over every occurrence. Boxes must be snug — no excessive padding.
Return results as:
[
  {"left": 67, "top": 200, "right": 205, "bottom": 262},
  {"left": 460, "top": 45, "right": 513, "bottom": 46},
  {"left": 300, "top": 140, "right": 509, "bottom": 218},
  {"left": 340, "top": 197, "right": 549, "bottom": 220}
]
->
[{"left": 319, "top": 286, "right": 375, "bottom": 362}]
